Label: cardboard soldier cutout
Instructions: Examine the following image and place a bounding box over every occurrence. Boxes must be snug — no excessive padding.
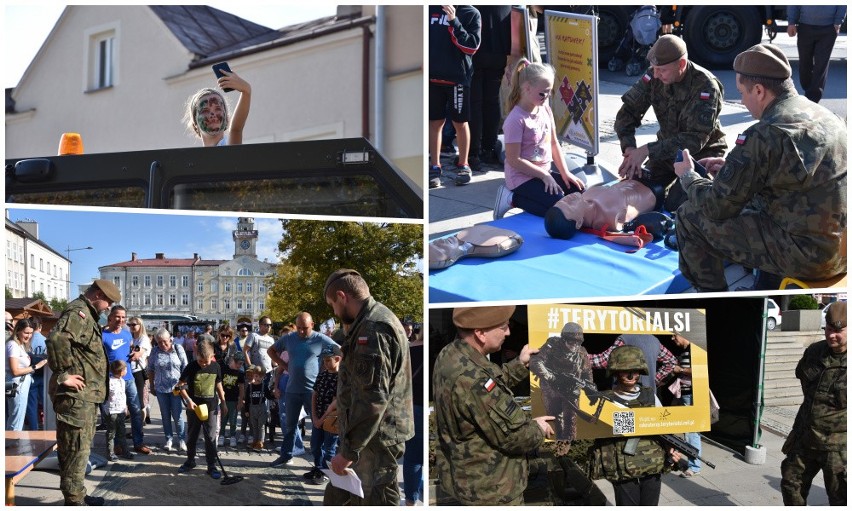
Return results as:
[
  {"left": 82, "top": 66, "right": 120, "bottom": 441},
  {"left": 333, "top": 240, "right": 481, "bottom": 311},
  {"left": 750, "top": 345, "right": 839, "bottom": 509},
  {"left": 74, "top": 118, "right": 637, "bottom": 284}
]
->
[{"left": 529, "top": 322, "right": 593, "bottom": 442}]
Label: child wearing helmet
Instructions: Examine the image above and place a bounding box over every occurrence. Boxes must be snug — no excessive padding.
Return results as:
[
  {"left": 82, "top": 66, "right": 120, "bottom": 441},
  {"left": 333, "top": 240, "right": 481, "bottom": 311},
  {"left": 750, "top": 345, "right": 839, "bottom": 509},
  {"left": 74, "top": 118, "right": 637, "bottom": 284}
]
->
[{"left": 588, "top": 345, "right": 681, "bottom": 505}]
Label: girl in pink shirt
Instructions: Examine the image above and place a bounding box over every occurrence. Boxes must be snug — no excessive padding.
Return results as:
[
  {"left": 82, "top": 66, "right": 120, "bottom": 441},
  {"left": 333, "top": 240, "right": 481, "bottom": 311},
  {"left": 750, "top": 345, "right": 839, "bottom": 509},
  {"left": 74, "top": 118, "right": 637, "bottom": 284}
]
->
[{"left": 494, "top": 59, "right": 585, "bottom": 219}]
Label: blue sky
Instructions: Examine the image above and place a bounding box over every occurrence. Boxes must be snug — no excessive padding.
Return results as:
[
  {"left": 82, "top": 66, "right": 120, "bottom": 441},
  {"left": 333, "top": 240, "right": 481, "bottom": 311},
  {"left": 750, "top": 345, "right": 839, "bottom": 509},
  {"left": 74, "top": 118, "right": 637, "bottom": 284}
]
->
[
  {"left": 4, "top": 4, "right": 338, "bottom": 88},
  {"left": 7, "top": 207, "right": 284, "bottom": 297}
]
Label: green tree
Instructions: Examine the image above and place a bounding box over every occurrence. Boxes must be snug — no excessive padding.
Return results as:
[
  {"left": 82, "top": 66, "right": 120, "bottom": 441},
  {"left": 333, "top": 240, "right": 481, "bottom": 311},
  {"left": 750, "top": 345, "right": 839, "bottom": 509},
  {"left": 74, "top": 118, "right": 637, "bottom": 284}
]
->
[
  {"left": 264, "top": 220, "right": 423, "bottom": 325},
  {"left": 5, "top": 287, "right": 12, "bottom": 299},
  {"left": 788, "top": 294, "right": 819, "bottom": 310},
  {"left": 49, "top": 297, "right": 69, "bottom": 312},
  {"left": 32, "top": 291, "right": 46, "bottom": 301}
]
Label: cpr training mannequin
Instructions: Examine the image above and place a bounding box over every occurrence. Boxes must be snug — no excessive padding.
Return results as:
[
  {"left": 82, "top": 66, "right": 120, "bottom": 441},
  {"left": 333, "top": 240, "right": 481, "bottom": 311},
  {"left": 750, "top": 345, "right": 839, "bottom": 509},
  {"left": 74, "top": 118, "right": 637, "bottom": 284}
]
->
[{"left": 544, "top": 179, "right": 672, "bottom": 242}]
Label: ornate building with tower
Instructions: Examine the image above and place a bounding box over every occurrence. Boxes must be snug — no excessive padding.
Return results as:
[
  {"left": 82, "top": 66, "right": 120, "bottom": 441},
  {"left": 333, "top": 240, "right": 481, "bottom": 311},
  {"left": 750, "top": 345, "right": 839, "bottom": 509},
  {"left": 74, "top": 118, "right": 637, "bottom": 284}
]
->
[{"left": 99, "top": 217, "right": 276, "bottom": 325}]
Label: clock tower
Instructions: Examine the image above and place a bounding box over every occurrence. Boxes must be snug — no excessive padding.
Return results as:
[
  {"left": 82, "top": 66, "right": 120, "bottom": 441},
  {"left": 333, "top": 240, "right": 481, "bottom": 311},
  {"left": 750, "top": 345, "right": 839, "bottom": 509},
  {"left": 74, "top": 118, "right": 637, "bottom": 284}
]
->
[{"left": 233, "top": 217, "right": 258, "bottom": 258}]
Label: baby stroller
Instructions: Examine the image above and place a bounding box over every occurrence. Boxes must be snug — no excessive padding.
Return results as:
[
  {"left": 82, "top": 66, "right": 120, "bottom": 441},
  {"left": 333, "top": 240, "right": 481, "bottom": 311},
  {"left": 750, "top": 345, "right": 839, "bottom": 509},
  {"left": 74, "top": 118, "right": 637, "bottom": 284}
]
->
[{"left": 607, "top": 6, "right": 662, "bottom": 76}]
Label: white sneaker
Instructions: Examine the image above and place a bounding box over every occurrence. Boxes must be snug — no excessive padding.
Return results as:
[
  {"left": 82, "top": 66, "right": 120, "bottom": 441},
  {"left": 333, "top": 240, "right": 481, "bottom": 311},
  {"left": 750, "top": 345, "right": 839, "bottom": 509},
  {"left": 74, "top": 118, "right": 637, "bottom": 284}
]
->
[
  {"left": 164, "top": 437, "right": 173, "bottom": 452},
  {"left": 238, "top": 434, "right": 246, "bottom": 444},
  {"left": 229, "top": 437, "right": 237, "bottom": 448},
  {"left": 217, "top": 435, "right": 224, "bottom": 447},
  {"left": 493, "top": 184, "right": 514, "bottom": 220},
  {"left": 179, "top": 440, "right": 187, "bottom": 453}
]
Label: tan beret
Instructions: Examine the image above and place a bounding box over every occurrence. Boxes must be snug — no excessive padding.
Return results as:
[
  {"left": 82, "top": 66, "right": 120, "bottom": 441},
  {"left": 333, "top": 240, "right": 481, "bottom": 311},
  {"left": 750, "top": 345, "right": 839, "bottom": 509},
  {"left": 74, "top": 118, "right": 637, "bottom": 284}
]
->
[
  {"left": 825, "top": 301, "right": 847, "bottom": 330},
  {"left": 733, "top": 44, "right": 791, "bottom": 79},
  {"left": 453, "top": 306, "right": 515, "bottom": 330},
  {"left": 93, "top": 279, "right": 121, "bottom": 304},
  {"left": 647, "top": 35, "right": 687, "bottom": 66}
]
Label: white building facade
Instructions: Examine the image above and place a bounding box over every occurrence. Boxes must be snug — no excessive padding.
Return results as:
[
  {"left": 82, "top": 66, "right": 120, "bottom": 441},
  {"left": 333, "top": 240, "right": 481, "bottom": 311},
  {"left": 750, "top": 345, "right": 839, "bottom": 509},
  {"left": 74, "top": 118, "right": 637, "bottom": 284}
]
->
[
  {"left": 99, "top": 217, "right": 275, "bottom": 325},
  {"left": 6, "top": 5, "right": 423, "bottom": 187},
  {"left": 5, "top": 216, "right": 71, "bottom": 301}
]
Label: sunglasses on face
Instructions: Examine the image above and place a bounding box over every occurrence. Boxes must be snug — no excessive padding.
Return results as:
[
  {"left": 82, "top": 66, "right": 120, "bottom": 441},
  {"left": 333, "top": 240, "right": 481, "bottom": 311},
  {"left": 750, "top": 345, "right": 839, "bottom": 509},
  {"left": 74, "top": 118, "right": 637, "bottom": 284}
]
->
[
  {"left": 128, "top": 323, "right": 139, "bottom": 327},
  {"left": 220, "top": 334, "right": 232, "bottom": 338}
]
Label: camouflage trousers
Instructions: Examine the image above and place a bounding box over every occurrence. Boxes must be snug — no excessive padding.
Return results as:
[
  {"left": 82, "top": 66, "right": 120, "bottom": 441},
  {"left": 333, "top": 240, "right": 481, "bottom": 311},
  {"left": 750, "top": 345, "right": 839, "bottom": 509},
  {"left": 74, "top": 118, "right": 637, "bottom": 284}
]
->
[
  {"left": 54, "top": 396, "right": 98, "bottom": 505},
  {"left": 675, "top": 204, "right": 839, "bottom": 291},
  {"left": 645, "top": 159, "right": 687, "bottom": 213},
  {"left": 323, "top": 440, "right": 404, "bottom": 505},
  {"left": 780, "top": 448, "right": 847, "bottom": 506}
]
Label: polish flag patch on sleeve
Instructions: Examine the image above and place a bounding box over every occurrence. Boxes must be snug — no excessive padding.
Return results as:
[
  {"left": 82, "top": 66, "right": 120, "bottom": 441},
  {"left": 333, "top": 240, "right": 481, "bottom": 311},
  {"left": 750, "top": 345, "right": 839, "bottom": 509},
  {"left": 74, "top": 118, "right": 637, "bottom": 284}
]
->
[
  {"left": 642, "top": 74, "right": 652, "bottom": 83},
  {"left": 736, "top": 133, "right": 748, "bottom": 145},
  {"left": 78, "top": 311, "right": 86, "bottom": 319},
  {"left": 357, "top": 336, "right": 369, "bottom": 345},
  {"left": 700, "top": 92, "right": 710, "bottom": 100},
  {"left": 484, "top": 378, "right": 496, "bottom": 392}
]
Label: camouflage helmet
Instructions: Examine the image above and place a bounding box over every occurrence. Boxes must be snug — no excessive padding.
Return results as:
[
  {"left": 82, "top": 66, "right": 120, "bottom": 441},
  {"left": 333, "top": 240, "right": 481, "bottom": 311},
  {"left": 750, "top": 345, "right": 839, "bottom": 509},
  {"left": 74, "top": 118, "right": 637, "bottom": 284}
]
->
[{"left": 607, "top": 345, "right": 649, "bottom": 376}]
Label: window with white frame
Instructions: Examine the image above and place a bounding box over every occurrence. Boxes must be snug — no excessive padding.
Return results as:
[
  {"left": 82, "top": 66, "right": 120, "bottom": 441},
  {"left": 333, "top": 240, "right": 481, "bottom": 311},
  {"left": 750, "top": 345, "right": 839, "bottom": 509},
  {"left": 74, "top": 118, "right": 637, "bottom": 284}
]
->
[
  {"left": 236, "top": 299, "right": 243, "bottom": 310},
  {"left": 182, "top": 275, "right": 190, "bottom": 287},
  {"left": 224, "top": 299, "right": 231, "bottom": 311},
  {"left": 169, "top": 276, "right": 177, "bottom": 287},
  {"left": 157, "top": 276, "right": 164, "bottom": 287},
  {"left": 144, "top": 294, "right": 151, "bottom": 306},
  {"left": 168, "top": 294, "right": 176, "bottom": 306},
  {"left": 246, "top": 282, "right": 253, "bottom": 293},
  {"left": 144, "top": 275, "right": 151, "bottom": 287},
  {"left": 182, "top": 294, "right": 189, "bottom": 306},
  {"left": 132, "top": 275, "right": 139, "bottom": 287},
  {"left": 225, "top": 282, "right": 231, "bottom": 293},
  {"left": 88, "top": 29, "right": 116, "bottom": 90},
  {"left": 211, "top": 298, "right": 218, "bottom": 310},
  {"left": 197, "top": 281, "right": 204, "bottom": 292},
  {"left": 156, "top": 294, "right": 164, "bottom": 306},
  {"left": 237, "top": 282, "right": 243, "bottom": 294}
]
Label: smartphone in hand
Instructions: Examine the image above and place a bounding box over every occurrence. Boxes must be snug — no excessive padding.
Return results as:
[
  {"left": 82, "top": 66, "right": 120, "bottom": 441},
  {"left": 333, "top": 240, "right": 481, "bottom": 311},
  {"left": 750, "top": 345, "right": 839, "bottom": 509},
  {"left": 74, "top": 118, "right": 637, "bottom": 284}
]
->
[
  {"left": 675, "top": 149, "right": 708, "bottom": 178},
  {"left": 212, "top": 62, "right": 233, "bottom": 92}
]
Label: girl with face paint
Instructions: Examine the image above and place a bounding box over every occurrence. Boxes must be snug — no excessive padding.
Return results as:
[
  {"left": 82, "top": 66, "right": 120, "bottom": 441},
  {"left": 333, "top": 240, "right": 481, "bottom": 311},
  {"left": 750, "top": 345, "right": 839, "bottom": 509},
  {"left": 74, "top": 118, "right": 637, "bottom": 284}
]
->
[{"left": 184, "top": 68, "right": 252, "bottom": 146}]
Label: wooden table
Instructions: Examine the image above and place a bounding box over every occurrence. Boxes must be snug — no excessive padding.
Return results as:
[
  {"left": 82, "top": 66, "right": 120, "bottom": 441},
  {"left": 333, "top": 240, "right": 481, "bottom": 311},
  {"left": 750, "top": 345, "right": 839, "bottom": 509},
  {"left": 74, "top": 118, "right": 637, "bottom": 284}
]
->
[{"left": 5, "top": 430, "right": 57, "bottom": 506}]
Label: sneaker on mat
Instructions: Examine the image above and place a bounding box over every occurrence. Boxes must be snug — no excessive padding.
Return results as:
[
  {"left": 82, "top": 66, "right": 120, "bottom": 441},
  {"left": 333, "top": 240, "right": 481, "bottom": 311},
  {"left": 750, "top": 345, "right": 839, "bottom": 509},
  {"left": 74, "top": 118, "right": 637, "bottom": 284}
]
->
[{"left": 493, "top": 184, "right": 514, "bottom": 220}]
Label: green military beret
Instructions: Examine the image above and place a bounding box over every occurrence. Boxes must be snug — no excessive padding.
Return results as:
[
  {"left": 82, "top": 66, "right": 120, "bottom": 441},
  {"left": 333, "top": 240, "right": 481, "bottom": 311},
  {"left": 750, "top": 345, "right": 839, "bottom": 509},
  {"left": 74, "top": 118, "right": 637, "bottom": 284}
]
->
[
  {"left": 94, "top": 279, "right": 121, "bottom": 304},
  {"left": 323, "top": 268, "right": 361, "bottom": 297},
  {"left": 453, "top": 306, "right": 515, "bottom": 329},
  {"left": 733, "top": 44, "right": 791, "bottom": 79},
  {"left": 647, "top": 35, "right": 687, "bottom": 66},
  {"left": 825, "top": 301, "right": 847, "bottom": 330}
]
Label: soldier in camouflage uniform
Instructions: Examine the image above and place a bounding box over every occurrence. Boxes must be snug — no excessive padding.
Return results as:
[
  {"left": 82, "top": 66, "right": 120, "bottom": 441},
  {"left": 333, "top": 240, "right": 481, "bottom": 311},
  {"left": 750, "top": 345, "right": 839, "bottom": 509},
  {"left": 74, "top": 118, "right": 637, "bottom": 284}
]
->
[
  {"left": 674, "top": 44, "right": 847, "bottom": 292},
  {"left": 46, "top": 279, "right": 121, "bottom": 506},
  {"left": 614, "top": 35, "right": 727, "bottom": 212},
  {"left": 780, "top": 301, "right": 846, "bottom": 506},
  {"left": 587, "top": 346, "right": 680, "bottom": 506},
  {"left": 433, "top": 306, "right": 555, "bottom": 505},
  {"left": 322, "top": 269, "right": 413, "bottom": 506},
  {"left": 529, "top": 322, "right": 593, "bottom": 443}
]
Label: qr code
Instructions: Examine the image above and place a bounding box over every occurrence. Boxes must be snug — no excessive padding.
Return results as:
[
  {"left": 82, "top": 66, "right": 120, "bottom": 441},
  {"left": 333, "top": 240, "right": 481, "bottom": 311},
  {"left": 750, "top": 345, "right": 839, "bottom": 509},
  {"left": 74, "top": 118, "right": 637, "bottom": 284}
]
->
[{"left": 612, "top": 411, "right": 636, "bottom": 435}]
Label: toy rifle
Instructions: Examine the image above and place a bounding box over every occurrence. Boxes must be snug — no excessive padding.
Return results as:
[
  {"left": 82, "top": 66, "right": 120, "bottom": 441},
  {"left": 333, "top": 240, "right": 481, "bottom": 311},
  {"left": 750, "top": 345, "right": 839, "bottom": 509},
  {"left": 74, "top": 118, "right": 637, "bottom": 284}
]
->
[
  {"left": 563, "top": 374, "right": 630, "bottom": 423},
  {"left": 623, "top": 433, "right": 716, "bottom": 470}
]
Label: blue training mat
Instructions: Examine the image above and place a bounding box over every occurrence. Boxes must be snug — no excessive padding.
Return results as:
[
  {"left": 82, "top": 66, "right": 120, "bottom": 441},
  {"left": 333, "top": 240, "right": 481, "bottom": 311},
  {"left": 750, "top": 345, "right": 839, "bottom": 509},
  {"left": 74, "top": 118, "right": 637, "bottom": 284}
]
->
[{"left": 429, "top": 212, "right": 690, "bottom": 303}]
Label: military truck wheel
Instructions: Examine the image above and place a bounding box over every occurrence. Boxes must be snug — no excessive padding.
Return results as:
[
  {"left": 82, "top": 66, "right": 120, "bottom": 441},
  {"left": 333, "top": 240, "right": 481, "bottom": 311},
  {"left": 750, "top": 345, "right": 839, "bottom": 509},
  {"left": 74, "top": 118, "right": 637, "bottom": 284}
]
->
[{"left": 684, "top": 7, "right": 762, "bottom": 68}]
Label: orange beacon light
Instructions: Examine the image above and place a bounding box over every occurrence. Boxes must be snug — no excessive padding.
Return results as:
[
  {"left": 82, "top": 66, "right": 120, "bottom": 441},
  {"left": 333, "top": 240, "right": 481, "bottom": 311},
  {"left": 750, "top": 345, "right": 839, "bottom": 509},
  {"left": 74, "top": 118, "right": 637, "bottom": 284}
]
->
[{"left": 58, "top": 132, "right": 84, "bottom": 155}]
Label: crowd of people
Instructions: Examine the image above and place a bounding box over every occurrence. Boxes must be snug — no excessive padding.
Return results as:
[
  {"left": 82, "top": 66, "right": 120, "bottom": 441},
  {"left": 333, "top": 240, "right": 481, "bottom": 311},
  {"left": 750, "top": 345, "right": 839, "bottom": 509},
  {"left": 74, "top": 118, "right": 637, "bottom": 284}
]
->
[{"left": 6, "top": 270, "right": 422, "bottom": 506}]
